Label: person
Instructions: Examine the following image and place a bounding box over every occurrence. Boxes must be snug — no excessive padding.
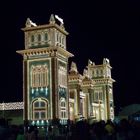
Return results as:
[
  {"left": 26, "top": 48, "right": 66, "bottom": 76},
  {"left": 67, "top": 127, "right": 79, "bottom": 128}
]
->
[
  {"left": 105, "top": 120, "right": 115, "bottom": 140},
  {"left": 16, "top": 125, "right": 25, "bottom": 140},
  {"left": 27, "top": 125, "right": 36, "bottom": 140},
  {"left": 46, "top": 126, "right": 53, "bottom": 140},
  {"left": 33, "top": 125, "right": 38, "bottom": 140}
]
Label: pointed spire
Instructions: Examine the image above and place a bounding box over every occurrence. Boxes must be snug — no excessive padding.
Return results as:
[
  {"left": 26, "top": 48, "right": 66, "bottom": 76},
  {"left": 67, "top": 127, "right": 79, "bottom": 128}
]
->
[
  {"left": 49, "top": 14, "right": 55, "bottom": 24},
  {"left": 70, "top": 62, "right": 78, "bottom": 74}
]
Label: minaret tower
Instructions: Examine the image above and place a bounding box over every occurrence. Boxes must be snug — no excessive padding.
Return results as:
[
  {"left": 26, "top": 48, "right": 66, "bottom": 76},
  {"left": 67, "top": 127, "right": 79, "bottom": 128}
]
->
[{"left": 17, "top": 14, "right": 73, "bottom": 126}]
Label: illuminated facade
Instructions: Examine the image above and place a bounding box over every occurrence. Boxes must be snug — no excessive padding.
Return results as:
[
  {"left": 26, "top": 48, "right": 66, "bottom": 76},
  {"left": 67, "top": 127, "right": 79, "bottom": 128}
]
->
[
  {"left": 68, "top": 60, "right": 115, "bottom": 122},
  {"left": 17, "top": 15, "right": 115, "bottom": 125}
]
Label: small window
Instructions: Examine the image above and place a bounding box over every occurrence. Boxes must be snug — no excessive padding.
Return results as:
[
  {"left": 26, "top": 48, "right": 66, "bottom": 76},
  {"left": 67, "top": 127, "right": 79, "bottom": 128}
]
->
[
  {"left": 62, "top": 38, "right": 64, "bottom": 44},
  {"left": 60, "top": 98, "right": 66, "bottom": 119},
  {"left": 92, "top": 71, "right": 94, "bottom": 77},
  {"left": 94, "top": 92, "right": 99, "bottom": 101},
  {"left": 38, "top": 34, "right": 41, "bottom": 41},
  {"left": 100, "top": 69, "right": 103, "bottom": 75},
  {"left": 59, "top": 36, "right": 61, "bottom": 43},
  {"left": 99, "top": 92, "right": 103, "bottom": 100},
  {"left": 57, "top": 33, "right": 59, "bottom": 41},
  {"left": 96, "top": 70, "right": 99, "bottom": 76},
  {"left": 45, "top": 33, "right": 48, "bottom": 41},
  {"left": 31, "top": 35, "right": 34, "bottom": 42}
]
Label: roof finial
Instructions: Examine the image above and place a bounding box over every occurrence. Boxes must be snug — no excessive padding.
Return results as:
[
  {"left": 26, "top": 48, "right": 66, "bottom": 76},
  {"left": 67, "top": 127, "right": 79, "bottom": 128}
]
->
[
  {"left": 83, "top": 69, "right": 89, "bottom": 78},
  {"left": 103, "top": 58, "right": 110, "bottom": 64},
  {"left": 88, "top": 59, "right": 92, "bottom": 65},
  {"left": 26, "top": 18, "right": 37, "bottom": 27},
  {"left": 49, "top": 14, "right": 55, "bottom": 24},
  {"left": 55, "top": 15, "right": 64, "bottom": 24},
  {"left": 70, "top": 62, "right": 78, "bottom": 74}
]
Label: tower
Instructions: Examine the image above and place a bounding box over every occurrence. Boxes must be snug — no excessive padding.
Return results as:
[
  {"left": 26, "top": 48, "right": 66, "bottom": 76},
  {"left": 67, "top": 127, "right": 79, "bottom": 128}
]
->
[
  {"left": 68, "top": 62, "right": 83, "bottom": 120},
  {"left": 17, "top": 15, "right": 73, "bottom": 126},
  {"left": 87, "top": 58, "right": 115, "bottom": 121}
]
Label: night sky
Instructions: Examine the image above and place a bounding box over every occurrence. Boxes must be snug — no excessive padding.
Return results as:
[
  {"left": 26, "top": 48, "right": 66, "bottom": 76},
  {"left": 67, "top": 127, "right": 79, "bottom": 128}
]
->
[{"left": 0, "top": 1, "right": 140, "bottom": 113}]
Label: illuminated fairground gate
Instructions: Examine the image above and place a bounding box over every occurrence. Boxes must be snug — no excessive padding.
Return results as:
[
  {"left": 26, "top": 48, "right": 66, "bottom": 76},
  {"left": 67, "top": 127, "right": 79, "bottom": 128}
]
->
[
  {"left": 17, "top": 15, "right": 73, "bottom": 126},
  {"left": 17, "top": 14, "right": 115, "bottom": 125}
]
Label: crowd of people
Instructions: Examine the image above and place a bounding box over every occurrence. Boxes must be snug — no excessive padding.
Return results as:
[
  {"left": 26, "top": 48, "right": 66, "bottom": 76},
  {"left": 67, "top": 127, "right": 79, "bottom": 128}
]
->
[
  {"left": 66, "top": 119, "right": 140, "bottom": 140},
  {"left": 45, "top": 119, "right": 140, "bottom": 140},
  {"left": 0, "top": 118, "right": 140, "bottom": 140},
  {"left": 0, "top": 120, "right": 39, "bottom": 140}
]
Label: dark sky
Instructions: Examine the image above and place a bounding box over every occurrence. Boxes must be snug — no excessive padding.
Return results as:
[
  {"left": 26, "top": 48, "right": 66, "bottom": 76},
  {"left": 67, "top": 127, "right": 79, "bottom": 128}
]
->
[{"left": 0, "top": 1, "right": 140, "bottom": 112}]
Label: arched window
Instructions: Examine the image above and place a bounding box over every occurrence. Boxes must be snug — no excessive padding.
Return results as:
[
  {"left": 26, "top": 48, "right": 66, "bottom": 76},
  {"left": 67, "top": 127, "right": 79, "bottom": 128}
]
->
[
  {"left": 69, "top": 103, "right": 74, "bottom": 120},
  {"left": 31, "top": 35, "right": 34, "bottom": 42},
  {"left": 92, "top": 71, "right": 94, "bottom": 78},
  {"left": 62, "top": 37, "right": 64, "bottom": 45},
  {"left": 32, "top": 99, "right": 48, "bottom": 120},
  {"left": 94, "top": 70, "right": 97, "bottom": 77},
  {"left": 61, "top": 101, "right": 66, "bottom": 107},
  {"left": 60, "top": 98, "right": 66, "bottom": 119},
  {"left": 99, "top": 92, "right": 103, "bottom": 100},
  {"left": 94, "top": 92, "right": 99, "bottom": 101},
  {"left": 100, "top": 69, "right": 103, "bottom": 76},
  {"left": 45, "top": 33, "right": 48, "bottom": 41},
  {"left": 96, "top": 69, "right": 99, "bottom": 77},
  {"left": 59, "top": 36, "right": 61, "bottom": 43},
  {"left": 38, "top": 34, "right": 41, "bottom": 42},
  {"left": 57, "top": 33, "right": 59, "bottom": 42}
]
